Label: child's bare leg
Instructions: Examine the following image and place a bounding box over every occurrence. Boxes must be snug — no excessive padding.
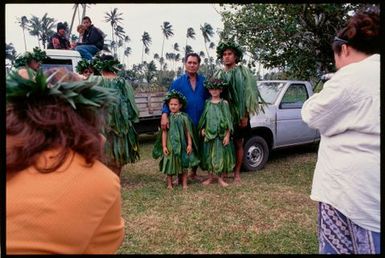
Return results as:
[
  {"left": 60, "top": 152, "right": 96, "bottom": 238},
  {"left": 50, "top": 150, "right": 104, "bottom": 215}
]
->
[
  {"left": 172, "top": 174, "right": 182, "bottom": 186},
  {"left": 218, "top": 173, "right": 229, "bottom": 187},
  {"left": 202, "top": 173, "right": 213, "bottom": 185},
  {"left": 182, "top": 171, "right": 188, "bottom": 190},
  {"left": 167, "top": 176, "right": 173, "bottom": 189}
]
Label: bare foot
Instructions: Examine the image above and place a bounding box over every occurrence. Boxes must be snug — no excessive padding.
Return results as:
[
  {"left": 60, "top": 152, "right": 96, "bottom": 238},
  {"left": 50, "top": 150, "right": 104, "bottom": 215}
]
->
[
  {"left": 182, "top": 185, "right": 188, "bottom": 191},
  {"left": 234, "top": 177, "right": 241, "bottom": 184},
  {"left": 167, "top": 185, "right": 173, "bottom": 190},
  {"left": 202, "top": 178, "right": 213, "bottom": 185},
  {"left": 218, "top": 177, "right": 229, "bottom": 187}
]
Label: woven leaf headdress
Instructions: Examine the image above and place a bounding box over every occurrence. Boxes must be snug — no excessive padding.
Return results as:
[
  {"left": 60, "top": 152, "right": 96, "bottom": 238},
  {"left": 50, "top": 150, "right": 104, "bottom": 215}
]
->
[
  {"left": 6, "top": 68, "right": 117, "bottom": 109},
  {"left": 216, "top": 41, "right": 244, "bottom": 63},
  {"left": 164, "top": 89, "right": 187, "bottom": 109}
]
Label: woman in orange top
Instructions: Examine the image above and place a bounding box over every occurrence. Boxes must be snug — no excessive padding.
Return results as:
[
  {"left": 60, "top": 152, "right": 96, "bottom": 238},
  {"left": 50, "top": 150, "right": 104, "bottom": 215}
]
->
[{"left": 6, "top": 67, "right": 125, "bottom": 254}]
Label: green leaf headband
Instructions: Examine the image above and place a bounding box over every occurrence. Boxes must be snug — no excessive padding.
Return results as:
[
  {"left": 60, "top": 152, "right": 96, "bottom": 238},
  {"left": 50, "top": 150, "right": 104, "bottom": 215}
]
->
[
  {"left": 216, "top": 41, "right": 243, "bottom": 63},
  {"left": 204, "top": 78, "right": 229, "bottom": 89},
  {"left": 164, "top": 89, "right": 187, "bottom": 109},
  {"left": 6, "top": 68, "right": 117, "bottom": 110},
  {"left": 76, "top": 59, "right": 93, "bottom": 74},
  {"left": 14, "top": 47, "right": 47, "bottom": 68},
  {"left": 92, "top": 56, "right": 123, "bottom": 73}
]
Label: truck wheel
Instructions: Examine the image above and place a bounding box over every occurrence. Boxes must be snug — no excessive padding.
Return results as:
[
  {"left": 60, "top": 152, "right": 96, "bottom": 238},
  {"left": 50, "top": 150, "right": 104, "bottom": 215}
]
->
[{"left": 243, "top": 136, "right": 269, "bottom": 171}]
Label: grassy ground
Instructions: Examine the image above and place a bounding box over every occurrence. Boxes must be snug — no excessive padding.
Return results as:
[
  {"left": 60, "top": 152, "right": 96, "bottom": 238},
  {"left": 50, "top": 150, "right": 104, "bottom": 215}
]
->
[{"left": 117, "top": 134, "right": 319, "bottom": 254}]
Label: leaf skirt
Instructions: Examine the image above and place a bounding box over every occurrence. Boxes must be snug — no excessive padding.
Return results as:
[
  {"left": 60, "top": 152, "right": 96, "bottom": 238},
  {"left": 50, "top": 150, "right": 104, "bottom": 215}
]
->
[
  {"left": 104, "top": 125, "right": 140, "bottom": 168},
  {"left": 200, "top": 137, "right": 235, "bottom": 175}
]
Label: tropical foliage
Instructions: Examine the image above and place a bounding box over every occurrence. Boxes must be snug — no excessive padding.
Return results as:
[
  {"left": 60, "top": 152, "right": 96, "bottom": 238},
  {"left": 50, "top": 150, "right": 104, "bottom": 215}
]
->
[
  {"left": 219, "top": 3, "right": 378, "bottom": 82},
  {"left": 8, "top": 4, "right": 368, "bottom": 89}
]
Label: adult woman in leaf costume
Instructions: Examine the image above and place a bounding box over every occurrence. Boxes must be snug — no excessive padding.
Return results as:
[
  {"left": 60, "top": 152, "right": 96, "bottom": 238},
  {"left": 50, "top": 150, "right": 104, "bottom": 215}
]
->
[
  {"left": 198, "top": 78, "right": 235, "bottom": 187},
  {"left": 152, "top": 90, "right": 200, "bottom": 190},
  {"left": 93, "top": 53, "right": 140, "bottom": 177},
  {"left": 214, "top": 41, "right": 265, "bottom": 183}
]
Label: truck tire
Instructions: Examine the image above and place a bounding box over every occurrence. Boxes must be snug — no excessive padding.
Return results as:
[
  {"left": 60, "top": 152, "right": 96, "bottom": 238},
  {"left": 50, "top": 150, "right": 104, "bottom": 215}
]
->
[{"left": 243, "top": 136, "right": 269, "bottom": 171}]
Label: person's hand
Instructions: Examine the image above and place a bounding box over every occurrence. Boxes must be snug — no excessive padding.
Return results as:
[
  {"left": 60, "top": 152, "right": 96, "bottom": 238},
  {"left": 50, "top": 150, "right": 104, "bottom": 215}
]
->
[
  {"left": 223, "top": 135, "right": 230, "bottom": 146},
  {"left": 161, "top": 113, "right": 169, "bottom": 130},
  {"left": 163, "top": 146, "right": 169, "bottom": 155},
  {"left": 186, "top": 145, "right": 192, "bottom": 155},
  {"left": 239, "top": 117, "right": 248, "bottom": 128},
  {"left": 201, "top": 129, "right": 205, "bottom": 137},
  {"left": 52, "top": 38, "right": 60, "bottom": 48}
]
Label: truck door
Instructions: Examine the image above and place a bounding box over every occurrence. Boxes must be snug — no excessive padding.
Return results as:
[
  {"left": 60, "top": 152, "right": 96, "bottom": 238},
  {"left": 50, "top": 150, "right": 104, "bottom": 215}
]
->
[{"left": 275, "top": 83, "right": 318, "bottom": 146}]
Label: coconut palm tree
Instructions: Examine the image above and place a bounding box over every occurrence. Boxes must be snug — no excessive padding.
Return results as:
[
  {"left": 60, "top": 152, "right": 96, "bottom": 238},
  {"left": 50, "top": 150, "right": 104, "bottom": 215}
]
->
[
  {"left": 185, "top": 27, "right": 196, "bottom": 51},
  {"left": 173, "top": 43, "right": 180, "bottom": 52},
  {"left": 200, "top": 22, "right": 214, "bottom": 60},
  {"left": 16, "top": 16, "right": 29, "bottom": 51},
  {"left": 40, "top": 13, "right": 56, "bottom": 49},
  {"left": 184, "top": 45, "right": 194, "bottom": 56},
  {"left": 124, "top": 46, "right": 132, "bottom": 67},
  {"left": 160, "top": 21, "right": 174, "bottom": 70},
  {"left": 114, "top": 25, "right": 125, "bottom": 58},
  {"left": 104, "top": 8, "right": 124, "bottom": 51},
  {"left": 28, "top": 15, "right": 42, "bottom": 48},
  {"left": 69, "top": 4, "right": 79, "bottom": 35},
  {"left": 5, "top": 43, "right": 17, "bottom": 65},
  {"left": 141, "top": 31, "right": 152, "bottom": 64},
  {"left": 199, "top": 51, "right": 205, "bottom": 59},
  {"left": 114, "top": 25, "right": 125, "bottom": 40}
]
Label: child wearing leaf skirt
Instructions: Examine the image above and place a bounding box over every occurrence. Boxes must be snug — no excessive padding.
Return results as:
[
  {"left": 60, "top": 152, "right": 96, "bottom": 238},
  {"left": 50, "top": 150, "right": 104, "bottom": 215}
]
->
[
  {"left": 198, "top": 78, "right": 235, "bottom": 187},
  {"left": 152, "top": 90, "right": 200, "bottom": 190}
]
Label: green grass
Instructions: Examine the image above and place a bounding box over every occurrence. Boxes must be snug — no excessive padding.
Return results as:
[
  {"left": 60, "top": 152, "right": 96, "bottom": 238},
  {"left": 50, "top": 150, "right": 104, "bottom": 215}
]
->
[{"left": 117, "top": 134, "right": 319, "bottom": 254}]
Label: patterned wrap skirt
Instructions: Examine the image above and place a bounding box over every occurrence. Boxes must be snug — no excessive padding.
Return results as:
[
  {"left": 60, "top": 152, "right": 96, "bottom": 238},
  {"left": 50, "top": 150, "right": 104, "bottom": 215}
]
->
[{"left": 317, "top": 202, "right": 380, "bottom": 254}]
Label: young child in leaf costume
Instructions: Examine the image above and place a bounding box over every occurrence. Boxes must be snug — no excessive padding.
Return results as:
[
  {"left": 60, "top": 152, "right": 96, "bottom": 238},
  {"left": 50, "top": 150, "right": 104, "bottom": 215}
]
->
[
  {"left": 152, "top": 90, "right": 200, "bottom": 190},
  {"left": 198, "top": 78, "right": 235, "bottom": 187}
]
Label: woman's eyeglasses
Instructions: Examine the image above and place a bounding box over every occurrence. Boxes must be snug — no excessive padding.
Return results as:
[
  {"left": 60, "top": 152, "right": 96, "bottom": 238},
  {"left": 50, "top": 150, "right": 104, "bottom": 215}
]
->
[{"left": 334, "top": 36, "right": 348, "bottom": 44}]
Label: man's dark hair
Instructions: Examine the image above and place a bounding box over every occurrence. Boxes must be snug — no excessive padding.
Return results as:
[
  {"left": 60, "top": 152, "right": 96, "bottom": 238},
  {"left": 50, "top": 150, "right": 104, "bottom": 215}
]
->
[
  {"left": 82, "top": 16, "right": 92, "bottom": 23},
  {"left": 185, "top": 53, "right": 201, "bottom": 64}
]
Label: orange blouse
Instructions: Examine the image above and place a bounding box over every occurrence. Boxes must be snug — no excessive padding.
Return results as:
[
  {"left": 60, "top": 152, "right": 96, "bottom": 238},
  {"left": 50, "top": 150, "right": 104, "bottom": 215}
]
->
[{"left": 6, "top": 150, "right": 125, "bottom": 254}]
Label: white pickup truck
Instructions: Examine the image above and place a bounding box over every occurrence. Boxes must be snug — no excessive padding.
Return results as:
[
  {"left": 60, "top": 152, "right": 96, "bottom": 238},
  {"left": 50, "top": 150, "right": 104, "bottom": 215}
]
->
[
  {"left": 243, "top": 80, "right": 320, "bottom": 171},
  {"left": 41, "top": 49, "right": 165, "bottom": 134}
]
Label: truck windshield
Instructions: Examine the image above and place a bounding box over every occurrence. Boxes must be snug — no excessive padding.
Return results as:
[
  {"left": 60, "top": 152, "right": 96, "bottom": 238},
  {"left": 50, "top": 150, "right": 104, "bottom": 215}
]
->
[{"left": 257, "top": 82, "right": 286, "bottom": 104}]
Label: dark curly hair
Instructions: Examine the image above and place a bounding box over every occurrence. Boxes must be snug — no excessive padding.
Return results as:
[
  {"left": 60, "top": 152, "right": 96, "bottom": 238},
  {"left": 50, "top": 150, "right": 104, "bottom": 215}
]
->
[
  {"left": 332, "top": 6, "right": 380, "bottom": 55},
  {"left": 6, "top": 69, "right": 107, "bottom": 174}
]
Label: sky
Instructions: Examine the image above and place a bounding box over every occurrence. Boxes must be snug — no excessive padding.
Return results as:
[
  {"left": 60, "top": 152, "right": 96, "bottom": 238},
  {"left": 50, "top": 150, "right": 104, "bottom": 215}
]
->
[{"left": 5, "top": 3, "right": 225, "bottom": 67}]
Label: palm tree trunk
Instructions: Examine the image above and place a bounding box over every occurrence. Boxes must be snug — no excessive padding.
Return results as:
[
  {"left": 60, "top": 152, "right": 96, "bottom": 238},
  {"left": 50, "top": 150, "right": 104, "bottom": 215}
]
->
[
  {"left": 185, "top": 38, "right": 188, "bottom": 52},
  {"left": 22, "top": 29, "right": 27, "bottom": 52},
  {"left": 204, "top": 42, "right": 211, "bottom": 61},
  {"left": 81, "top": 4, "right": 87, "bottom": 20},
  {"left": 141, "top": 46, "right": 144, "bottom": 64},
  {"left": 161, "top": 36, "right": 165, "bottom": 71},
  {"left": 36, "top": 36, "right": 41, "bottom": 48},
  {"left": 69, "top": 4, "right": 79, "bottom": 35}
]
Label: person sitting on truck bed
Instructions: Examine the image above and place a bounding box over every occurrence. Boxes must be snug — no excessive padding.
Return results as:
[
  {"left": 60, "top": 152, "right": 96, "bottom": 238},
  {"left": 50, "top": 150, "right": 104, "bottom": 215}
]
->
[
  {"left": 47, "top": 22, "right": 71, "bottom": 50},
  {"left": 74, "top": 16, "right": 105, "bottom": 61}
]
